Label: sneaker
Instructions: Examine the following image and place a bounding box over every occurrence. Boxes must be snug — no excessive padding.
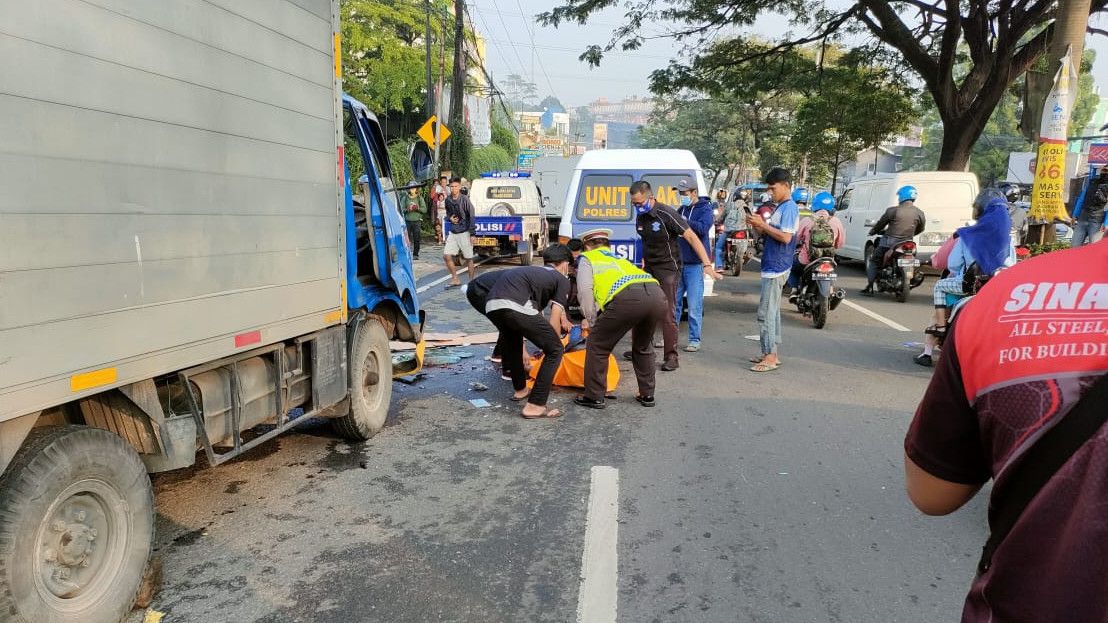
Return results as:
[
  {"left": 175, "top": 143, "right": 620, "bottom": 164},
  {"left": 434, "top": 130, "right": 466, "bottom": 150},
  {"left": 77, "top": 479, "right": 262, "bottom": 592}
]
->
[
  {"left": 636, "top": 395, "right": 656, "bottom": 407},
  {"left": 782, "top": 285, "right": 793, "bottom": 296},
  {"left": 684, "top": 341, "right": 701, "bottom": 352},
  {"left": 574, "top": 396, "right": 607, "bottom": 409},
  {"left": 860, "top": 286, "right": 875, "bottom": 297},
  {"left": 914, "top": 354, "right": 934, "bottom": 367},
  {"left": 660, "top": 358, "right": 679, "bottom": 372},
  {"left": 653, "top": 338, "right": 663, "bottom": 349}
]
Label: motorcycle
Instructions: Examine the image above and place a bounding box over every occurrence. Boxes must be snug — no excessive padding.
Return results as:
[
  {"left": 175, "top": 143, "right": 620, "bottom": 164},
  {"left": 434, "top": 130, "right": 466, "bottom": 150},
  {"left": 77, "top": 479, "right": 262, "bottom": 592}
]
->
[
  {"left": 869, "top": 240, "right": 925, "bottom": 302},
  {"left": 791, "top": 257, "right": 845, "bottom": 329},
  {"left": 723, "top": 229, "right": 754, "bottom": 277}
]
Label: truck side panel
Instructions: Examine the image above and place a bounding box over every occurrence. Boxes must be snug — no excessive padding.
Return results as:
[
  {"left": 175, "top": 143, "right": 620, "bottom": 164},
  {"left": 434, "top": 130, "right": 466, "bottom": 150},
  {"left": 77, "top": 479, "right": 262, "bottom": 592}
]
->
[{"left": 0, "top": 0, "right": 342, "bottom": 422}]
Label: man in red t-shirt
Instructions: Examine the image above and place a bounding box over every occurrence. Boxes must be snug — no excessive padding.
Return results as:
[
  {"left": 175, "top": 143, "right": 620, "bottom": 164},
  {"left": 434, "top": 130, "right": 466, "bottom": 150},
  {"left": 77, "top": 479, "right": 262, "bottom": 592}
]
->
[{"left": 905, "top": 242, "right": 1108, "bottom": 622}]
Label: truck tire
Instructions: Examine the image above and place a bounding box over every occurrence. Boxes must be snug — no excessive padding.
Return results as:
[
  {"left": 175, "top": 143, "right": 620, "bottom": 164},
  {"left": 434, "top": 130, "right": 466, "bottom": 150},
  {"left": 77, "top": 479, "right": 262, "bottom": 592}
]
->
[
  {"left": 0, "top": 426, "right": 154, "bottom": 623},
  {"left": 332, "top": 317, "right": 391, "bottom": 441},
  {"left": 520, "top": 244, "right": 534, "bottom": 266}
]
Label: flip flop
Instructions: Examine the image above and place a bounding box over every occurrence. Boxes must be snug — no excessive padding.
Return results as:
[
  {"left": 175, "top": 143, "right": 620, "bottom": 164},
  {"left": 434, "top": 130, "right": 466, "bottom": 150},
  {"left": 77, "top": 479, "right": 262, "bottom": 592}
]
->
[
  {"left": 750, "top": 361, "right": 780, "bottom": 372},
  {"left": 749, "top": 356, "right": 784, "bottom": 365},
  {"left": 444, "top": 282, "right": 461, "bottom": 289},
  {"left": 510, "top": 392, "right": 531, "bottom": 402},
  {"left": 522, "top": 408, "right": 563, "bottom": 419}
]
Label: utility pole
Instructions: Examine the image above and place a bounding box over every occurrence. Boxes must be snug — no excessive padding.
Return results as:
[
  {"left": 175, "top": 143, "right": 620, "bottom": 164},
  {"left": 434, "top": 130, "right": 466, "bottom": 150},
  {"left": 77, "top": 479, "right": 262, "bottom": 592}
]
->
[
  {"left": 1028, "top": 0, "right": 1092, "bottom": 244},
  {"left": 447, "top": 0, "right": 467, "bottom": 169},
  {"left": 423, "top": 0, "right": 434, "bottom": 119},
  {"left": 434, "top": 5, "right": 446, "bottom": 172}
]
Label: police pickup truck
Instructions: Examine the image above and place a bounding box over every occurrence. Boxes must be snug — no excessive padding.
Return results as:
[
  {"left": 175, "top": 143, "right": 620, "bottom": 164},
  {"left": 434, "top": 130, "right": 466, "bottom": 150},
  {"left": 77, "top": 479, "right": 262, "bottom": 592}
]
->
[{"left": 467, "top": 171, "right": 549, "bottom": 265}]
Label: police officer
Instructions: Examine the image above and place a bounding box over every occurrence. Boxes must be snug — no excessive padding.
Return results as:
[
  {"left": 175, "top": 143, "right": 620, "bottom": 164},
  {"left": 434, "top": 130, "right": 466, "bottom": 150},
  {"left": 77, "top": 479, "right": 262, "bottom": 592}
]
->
[{"left": 573, "top": 229, "right": 668, "bottom": 409}]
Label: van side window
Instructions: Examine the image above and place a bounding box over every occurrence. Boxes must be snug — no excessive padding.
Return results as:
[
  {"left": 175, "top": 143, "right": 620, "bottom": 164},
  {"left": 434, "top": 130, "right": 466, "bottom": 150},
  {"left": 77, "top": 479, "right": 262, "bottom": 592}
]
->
[{"left": 575, "top": 174, "right": 633, "bottom": 222}]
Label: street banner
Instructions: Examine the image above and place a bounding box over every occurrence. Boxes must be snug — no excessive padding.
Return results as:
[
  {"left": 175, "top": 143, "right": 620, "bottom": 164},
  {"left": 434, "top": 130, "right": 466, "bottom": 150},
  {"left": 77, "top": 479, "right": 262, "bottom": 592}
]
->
[
  {"left": 1030, "top": 48, "right": 1077, "bottom": 223},
  {"left": 1088, "top": 142, "right": 1108, "bottom": 167}
]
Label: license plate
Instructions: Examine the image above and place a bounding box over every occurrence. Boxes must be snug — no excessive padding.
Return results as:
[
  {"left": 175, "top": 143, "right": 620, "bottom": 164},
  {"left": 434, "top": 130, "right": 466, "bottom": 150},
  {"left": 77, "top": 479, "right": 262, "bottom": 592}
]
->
[
  {"left": 898, "top": 259, "right": 919, "bottom": 267},
  {"left": 814, "top": 273, "right": 835, "bottom": 280},
  {"left": 472, "top": 237, "right": 498, "bottom": 247}
]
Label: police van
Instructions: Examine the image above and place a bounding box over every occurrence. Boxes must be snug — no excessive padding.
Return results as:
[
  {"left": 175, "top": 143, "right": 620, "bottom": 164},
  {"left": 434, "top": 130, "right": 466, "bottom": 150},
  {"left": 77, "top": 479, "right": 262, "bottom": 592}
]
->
[
  {"left": 467, "top": 171, "right": 548, "bottom": 265},
  {"left": 557, "top": 149, "right": 708, "bottom": 262}
]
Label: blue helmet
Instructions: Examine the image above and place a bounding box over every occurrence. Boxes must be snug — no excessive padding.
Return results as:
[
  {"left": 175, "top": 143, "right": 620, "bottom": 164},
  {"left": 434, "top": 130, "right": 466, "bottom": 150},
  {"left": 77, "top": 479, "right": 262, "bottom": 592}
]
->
[
  {"left": 897, "top": 185, "right": 918, "bottom": 203},
  {"left": 791, "top": 187, "right": 810, "bottom": 204},
  {"left": 812, "top": 191, "right": 835, "bottom": 214}
]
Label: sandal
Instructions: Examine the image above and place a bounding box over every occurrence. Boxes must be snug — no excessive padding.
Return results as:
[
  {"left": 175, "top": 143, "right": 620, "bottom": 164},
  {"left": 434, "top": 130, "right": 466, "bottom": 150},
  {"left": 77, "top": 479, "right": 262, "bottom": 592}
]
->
[
  {"left": 522, "top": 408, "right": 563, "bottom": 419},
  {"left": 510, "top": 392, "right": 531, "bottom": 402},
  {"left": 749, "top": 356, "right": 784, "bottom": 366},
  {"left": 750, "top": 361, "right": 779, "bottom": 372},
  {"left": 923, "top": 324, "right": 947, "bottom": 337}
]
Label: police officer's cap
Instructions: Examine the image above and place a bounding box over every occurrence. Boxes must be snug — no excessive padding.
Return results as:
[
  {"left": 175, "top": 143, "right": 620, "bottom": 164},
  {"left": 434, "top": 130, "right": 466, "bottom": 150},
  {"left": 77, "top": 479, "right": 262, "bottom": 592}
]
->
[{"left": 579, "top": 228, "right": 613, "bottom": 243}]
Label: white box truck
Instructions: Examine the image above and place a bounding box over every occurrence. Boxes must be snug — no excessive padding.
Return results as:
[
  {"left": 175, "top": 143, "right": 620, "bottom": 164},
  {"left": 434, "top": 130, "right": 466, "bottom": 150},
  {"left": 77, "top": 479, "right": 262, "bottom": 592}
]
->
[{"left": 0, "top": 2, "right": 432, "bottom": 621}]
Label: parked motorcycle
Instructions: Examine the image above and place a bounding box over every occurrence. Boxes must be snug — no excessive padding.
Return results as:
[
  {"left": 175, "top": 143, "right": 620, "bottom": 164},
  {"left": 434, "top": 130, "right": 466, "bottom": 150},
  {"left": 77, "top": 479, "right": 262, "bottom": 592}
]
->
[
  {"left": 868, "top": 240, "right": 925, "bottom": 302},
  {"left": 791, "top": 257, "right": 845, "bottom": 329},
  {"left": 723, "top": 229, "right": 754, "bottom": 276}
]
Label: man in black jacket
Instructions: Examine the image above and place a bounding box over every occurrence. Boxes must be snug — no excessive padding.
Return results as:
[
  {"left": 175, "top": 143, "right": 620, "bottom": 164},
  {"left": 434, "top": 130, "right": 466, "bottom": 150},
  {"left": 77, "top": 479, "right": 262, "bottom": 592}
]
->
[{"left": 861, "top": 185, "right": 927, "bottom": 296}]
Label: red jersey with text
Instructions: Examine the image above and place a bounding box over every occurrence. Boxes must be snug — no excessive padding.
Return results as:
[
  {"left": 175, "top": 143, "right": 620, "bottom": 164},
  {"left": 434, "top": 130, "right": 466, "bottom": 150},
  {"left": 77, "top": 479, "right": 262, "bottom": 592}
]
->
[{"left": 905, "top": 242, "right": 1108, "bottom": 623}]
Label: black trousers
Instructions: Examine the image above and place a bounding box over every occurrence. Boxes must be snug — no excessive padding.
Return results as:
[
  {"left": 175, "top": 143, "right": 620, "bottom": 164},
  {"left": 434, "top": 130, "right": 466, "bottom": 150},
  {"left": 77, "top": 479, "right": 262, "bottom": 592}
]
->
[
  {"left": 406, "top": 220, "right": 422, "bottom": 257},
  {"left": 486, "top": 309, "right": 563, "bottom": 406},
  {"left": 583, "top": 282, "right": 667, "bottom": 401},
  {"left": 645, "top": 270, "right": 679, "bottom": 363}
]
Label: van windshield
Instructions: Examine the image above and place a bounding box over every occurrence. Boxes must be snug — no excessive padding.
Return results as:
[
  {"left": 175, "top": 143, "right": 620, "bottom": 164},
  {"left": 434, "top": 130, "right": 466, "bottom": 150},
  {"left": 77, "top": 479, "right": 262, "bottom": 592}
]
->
[
  {"left": 641, "top": 174, "right": 692, "bottom": 206},
  {"left": 575, "top": 174, "right": 634, "bottom": 222}
]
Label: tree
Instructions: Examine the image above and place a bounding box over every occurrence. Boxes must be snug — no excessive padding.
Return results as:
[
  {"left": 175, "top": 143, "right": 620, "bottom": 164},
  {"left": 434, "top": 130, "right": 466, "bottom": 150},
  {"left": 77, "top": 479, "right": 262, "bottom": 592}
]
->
[
  {"left": 539, "top": 0, "right": 1108, "bottom": 171},
  {"left": 501, "top": 74, "right": 539, "bottom": 111},
  {"left": 341, "top": 0, "right": 452, "bottom": 117},
  {"left": 636, "top": 99, "right": 748, "bottom": 182},
  {"left": 539, "top": 96, "right": 566, "bottom": 113},
  {"left": 491, "top": 121, "right": 520, "bottom": 158}
]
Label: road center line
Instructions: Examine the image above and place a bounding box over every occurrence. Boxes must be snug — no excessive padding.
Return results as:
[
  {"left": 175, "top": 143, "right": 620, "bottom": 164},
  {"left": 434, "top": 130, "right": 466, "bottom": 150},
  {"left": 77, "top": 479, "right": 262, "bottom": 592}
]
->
[
  {"left": 841, "top": 299, "right": 912, "bottom": 332},
  {"left": 415, "top": 257, "right": 494, "bottom": 294},
  {"left": 577, "top": 466, "right": 619, "bottom": 623}
]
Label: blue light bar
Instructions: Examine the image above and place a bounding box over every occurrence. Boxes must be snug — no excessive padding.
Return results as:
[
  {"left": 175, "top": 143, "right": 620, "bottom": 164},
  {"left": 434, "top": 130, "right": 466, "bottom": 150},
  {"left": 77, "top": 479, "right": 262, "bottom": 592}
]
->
[{"left": 479, "top": 171, "right": 531, "bottom": 178}]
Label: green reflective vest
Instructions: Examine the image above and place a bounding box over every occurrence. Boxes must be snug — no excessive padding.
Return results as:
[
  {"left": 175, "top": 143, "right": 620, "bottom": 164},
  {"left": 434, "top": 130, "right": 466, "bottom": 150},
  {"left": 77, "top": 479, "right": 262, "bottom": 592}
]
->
[{"left": 582, "top": 248, "right": 658, "bottom": 309}]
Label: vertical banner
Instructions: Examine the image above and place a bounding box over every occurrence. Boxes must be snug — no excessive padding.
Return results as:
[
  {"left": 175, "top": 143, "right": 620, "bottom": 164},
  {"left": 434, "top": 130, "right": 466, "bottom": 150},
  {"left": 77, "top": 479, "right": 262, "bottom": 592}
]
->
[{"left": 1030, "top": 49, "right": 1077, "bottom": 223}]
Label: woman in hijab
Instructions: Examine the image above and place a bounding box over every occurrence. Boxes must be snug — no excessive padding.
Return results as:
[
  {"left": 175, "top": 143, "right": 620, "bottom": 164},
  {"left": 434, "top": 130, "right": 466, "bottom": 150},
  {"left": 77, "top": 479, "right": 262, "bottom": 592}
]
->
[{"left": 915, "top": 190, "right": 1014, "bottom": 367}]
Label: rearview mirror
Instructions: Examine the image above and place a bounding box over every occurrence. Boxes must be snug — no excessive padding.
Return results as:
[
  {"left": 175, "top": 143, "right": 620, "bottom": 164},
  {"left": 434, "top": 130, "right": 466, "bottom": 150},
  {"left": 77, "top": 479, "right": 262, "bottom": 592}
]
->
[{"left": 408, "top": 142, "right": 434, "bottom": 182}]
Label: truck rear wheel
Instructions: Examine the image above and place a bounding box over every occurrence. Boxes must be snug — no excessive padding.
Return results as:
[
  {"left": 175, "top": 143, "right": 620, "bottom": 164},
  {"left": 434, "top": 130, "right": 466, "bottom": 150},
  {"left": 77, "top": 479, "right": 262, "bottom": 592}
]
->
[
  {"left": 332, "top": 317, "right": 391, "bottom": 441},
  {"left": 0, "top": 426, "right": 154, "bottom": 623}
]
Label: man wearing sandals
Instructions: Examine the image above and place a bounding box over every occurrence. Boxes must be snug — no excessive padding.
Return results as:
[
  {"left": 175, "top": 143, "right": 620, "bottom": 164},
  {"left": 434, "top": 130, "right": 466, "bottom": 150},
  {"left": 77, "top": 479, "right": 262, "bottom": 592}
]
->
[
  {"left": 747, "top": 167, "right": 799, "bottom": 372},
  {"left": 483, "top": 244, "right": 575, "bottom": 418},
  {"left": 572, "top": 229, "right": 668, "bottom": 410}
]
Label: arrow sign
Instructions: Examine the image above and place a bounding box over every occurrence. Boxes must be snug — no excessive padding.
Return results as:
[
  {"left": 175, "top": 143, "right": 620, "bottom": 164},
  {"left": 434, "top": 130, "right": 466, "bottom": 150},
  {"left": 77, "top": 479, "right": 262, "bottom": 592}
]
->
[{"left": 417, "top": 115, "right": 451, "bottom": 148}]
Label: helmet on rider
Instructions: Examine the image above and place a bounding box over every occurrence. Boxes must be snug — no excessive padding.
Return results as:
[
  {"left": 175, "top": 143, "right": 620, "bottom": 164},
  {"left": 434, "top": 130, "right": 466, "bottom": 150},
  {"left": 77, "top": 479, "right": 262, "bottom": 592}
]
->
[
  {"left": 811, "top": 191, "right": 835, "bottom": 214},
  {"left": 999, "top": 183, "right": 1021, "bottom": 203},
  {"left": 896, "top": 185, "right": 918, "bottom": 203},
  {"left": 791, "top": 187, "right": 810, "bottom": 204},
  {"left": 973, "top": 187, "right": 1007, "bottom": 218}
]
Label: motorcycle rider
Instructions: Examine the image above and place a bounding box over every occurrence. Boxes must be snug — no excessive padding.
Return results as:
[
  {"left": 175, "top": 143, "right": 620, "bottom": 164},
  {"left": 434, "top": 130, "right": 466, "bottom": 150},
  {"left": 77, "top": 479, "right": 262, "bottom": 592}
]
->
[
  {"left": 792, "top": 187, "right": 810, "bottom": 213},
  {"left": 861, "top": 185, "right": 927, "bottom": 296},
  {"left": 785, "top": 191, "right": 845, "bottom": 297},
  {"left": 914, "top": 189, "right": 1015, "bottom": 367},
  {"left": 1000, "top": 183, "right": 1028, "bottom": 246},
  {"left": 715, "top": 189, "right": 750, "bottom": 269}
]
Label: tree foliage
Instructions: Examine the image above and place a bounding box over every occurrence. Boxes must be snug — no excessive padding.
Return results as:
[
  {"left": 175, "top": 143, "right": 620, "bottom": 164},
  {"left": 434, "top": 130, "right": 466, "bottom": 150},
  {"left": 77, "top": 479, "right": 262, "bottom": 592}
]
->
[
  {"left": 539, "top": 0, "right": 1107, "bottom": 171},
  {"left": 491, "top": 121, "right": 520, "bottom": 158}
]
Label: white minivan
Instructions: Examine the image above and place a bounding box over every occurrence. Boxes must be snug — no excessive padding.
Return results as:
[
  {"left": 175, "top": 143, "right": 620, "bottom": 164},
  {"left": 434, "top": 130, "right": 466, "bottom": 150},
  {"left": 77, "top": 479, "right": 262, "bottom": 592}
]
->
[
  {"left": 557, "top": 149, "right": 708, "bottom": 262},
  {"left": 835, "top": 172, "right": 979, "bottom": 263}
]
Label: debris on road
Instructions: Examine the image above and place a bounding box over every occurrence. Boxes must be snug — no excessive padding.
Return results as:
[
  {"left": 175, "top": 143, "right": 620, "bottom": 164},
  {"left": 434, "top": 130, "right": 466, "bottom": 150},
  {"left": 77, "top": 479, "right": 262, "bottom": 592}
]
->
[
  {"left": 397, "top": 373, "right": 428, "bottom": 385},
  {"left": 391, "top": 331, "right": 500, "bottom": 351},
  {"left": 143, "top": 610, "right": 166, "bottom": 623},
  {"left": 470, "top": 382, "right": 489, "bottom": 391},
  {"left": 469, "top": 398, "right": 492, "bottom": 408}
]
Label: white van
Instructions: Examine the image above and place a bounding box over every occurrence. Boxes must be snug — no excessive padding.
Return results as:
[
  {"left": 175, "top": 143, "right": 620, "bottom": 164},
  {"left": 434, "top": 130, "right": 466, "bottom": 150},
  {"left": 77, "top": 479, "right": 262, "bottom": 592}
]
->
[
  {"left": 557, "top": 149, "right": 708, "bottom": 261},
  {"left": 836, "top": 172, "right": 979, "bottom": 263},
  {"left": 467, "top": 172, "right": 548, "bottom": 262}
]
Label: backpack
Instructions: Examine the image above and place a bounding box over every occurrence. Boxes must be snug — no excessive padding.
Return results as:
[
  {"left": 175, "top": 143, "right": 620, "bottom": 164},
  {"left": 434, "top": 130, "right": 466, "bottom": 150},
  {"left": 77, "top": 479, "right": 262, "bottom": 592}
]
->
[{"left": 808, "top": 219, "right": 836, "bottom": 258}]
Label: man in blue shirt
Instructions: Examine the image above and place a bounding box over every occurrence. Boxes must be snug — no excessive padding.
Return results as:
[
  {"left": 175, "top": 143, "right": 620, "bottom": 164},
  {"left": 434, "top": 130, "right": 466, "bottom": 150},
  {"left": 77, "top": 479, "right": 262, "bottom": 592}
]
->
[
  {"left": 673, "top": 179, "right": 714, "bottom": 352},
  {"left": 747, "top": 167, "right": 799, "bottom": 372}
]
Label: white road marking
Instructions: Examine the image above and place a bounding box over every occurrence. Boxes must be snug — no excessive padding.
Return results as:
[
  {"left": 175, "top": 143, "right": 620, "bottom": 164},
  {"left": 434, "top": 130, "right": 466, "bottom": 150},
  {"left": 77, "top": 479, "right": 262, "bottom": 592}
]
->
[
  {"left": 577, "top": 466, "right": 619, "bottom": 623},
  {"left": 841, "top": 299, "right": 912, "bottom": 332},
  {"left": 415, "top": 257, "right": 494, "bottom": 294}
]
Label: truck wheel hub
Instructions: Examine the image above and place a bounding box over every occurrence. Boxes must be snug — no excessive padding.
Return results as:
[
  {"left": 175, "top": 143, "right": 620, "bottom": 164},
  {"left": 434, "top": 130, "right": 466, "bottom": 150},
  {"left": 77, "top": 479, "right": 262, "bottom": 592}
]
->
[{"left": 36, "top": 483, "right": 122, "bottom": 602}]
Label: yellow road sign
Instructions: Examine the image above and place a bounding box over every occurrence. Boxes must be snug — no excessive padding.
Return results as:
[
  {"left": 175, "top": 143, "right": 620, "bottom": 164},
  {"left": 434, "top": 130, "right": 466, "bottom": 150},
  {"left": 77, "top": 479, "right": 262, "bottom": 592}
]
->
[{"left": 417, "top": 116, "right": 451, "bottom": 148}]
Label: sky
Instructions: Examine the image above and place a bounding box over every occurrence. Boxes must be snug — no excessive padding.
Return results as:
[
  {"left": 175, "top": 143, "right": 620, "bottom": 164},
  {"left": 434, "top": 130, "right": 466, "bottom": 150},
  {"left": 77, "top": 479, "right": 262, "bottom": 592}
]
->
[{"left": 472, "top": 1, "right": 1108, "bottom": 108}]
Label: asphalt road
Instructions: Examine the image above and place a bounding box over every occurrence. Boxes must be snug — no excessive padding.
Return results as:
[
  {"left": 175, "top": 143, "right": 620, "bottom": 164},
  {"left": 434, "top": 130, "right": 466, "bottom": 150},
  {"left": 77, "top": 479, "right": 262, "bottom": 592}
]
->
[{"left": 132, "top": 259, "right": 987, "bottom": 623}]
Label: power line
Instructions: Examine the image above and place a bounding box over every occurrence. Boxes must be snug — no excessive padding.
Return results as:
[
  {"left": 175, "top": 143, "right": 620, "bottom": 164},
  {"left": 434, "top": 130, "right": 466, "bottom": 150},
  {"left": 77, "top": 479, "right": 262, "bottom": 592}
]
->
[
  {"left": 468, "top": 1, "right": 528, "bottom": 80},
  {"left": 485, "top": 0, "right": 531, "bottom": 83},
  {"left": 510, "top": 0, "right": 560, "bottom": 104},
  {"left": 481, "top": 37, "right": 672, "bottom": 59}
]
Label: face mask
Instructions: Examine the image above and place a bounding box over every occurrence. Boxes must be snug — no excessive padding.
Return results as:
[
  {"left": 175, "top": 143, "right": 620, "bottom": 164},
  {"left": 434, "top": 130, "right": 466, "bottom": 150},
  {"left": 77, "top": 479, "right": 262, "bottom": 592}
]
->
[
  {"left": 679, "top": 195, "right": 691, "bottom": 207},
  {"left": 633, "top": 199, "right": 652, "bottom": 214}
]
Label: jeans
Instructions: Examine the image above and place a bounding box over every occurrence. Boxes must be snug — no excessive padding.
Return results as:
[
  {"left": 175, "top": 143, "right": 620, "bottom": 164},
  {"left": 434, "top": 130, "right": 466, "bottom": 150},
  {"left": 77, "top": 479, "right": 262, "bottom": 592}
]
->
[
  {"left": 787, "top": 257, "right": 804, "bottom": 289},
  {"left": 674, "top": 264, "right": 705, "bottom": 343},
  {"left": 757, "top": 274, "right": 788, "bottom": 355},
  {"left": 1072, "top": 220, "right": 1105, "bottom": 247},
  {"left": 865, "top": 245, "right": 890, "bottom": 286},
  {"left": 713, "top": 234, "right": 727, "bottom": 268}
]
